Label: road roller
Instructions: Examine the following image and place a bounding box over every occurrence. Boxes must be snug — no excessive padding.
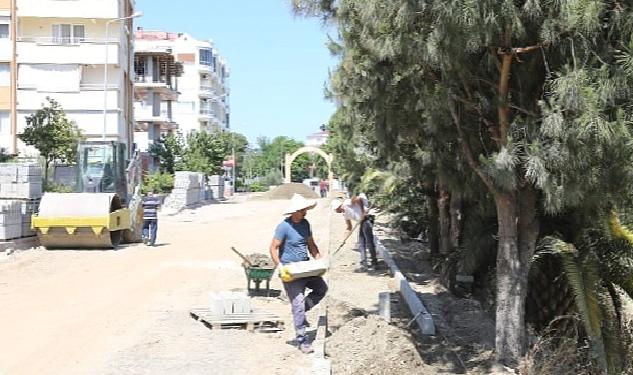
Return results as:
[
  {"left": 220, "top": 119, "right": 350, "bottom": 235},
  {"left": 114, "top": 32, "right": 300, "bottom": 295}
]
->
[{"left": 32, "top": 141, "right": 144, "bottom": 249}]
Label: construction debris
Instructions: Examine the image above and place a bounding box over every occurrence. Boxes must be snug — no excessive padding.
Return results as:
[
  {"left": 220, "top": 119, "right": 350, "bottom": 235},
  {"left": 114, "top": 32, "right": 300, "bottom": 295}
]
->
[{"left": 243, "top": 253, "right": 274, "bottom": 268}]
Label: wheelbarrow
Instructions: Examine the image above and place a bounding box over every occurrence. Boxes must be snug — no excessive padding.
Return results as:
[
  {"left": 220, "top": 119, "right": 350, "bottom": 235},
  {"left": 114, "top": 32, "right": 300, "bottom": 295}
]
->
[{"left": 231, "top": 247, "right": 276, "bottom": 296}]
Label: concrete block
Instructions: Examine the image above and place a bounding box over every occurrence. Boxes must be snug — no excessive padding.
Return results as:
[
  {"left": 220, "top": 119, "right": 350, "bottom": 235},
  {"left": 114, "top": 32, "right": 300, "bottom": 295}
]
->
[
  {"left": 376, "top": 238, "right": 435, "bottom": 335},
  {"left": 311, "top": 358, "right": 331, "bottom": 375},
  {"left": 0, "top": 212, "right": 20, "bottom": 225},
  {"left": 208, "top": 292, "right": 225, "bottom": 315},
  {"left": 0, "top": 223, "right": 21, "bottom": 240},
  {"left": 378, "top": 292, "right": 391, "bottom": 323}
]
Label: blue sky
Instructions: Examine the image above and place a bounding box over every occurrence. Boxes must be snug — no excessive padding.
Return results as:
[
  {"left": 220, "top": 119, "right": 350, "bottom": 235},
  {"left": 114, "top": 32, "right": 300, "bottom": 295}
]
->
[{"left": 135, "top": 0, "right": 338, "bottom": 146}]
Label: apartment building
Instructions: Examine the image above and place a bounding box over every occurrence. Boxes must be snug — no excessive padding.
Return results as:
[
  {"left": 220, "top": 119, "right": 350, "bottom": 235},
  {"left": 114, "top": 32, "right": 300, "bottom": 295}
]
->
[
  {"left": 10, "top": 0, "right": 136, "bottom": 156},
  {"left": 133, "top": 31, "right": 182, "bottom": 171},
  {"left": 0, "top": 0, "right": 16, "bottom": 154},
  {"left": 135, "top": 29, "right": 230, "bottom": 136}
]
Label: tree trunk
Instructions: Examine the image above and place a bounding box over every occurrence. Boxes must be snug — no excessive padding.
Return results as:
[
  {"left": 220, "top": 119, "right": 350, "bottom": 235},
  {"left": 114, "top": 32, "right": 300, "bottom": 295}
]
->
[
  {"left": 494, "top": 185, "right": 538, "bottom": 367},
  {"left": 428, "top": 191, "right": 440, "bottom": 255},
  {"left": 449, "top": 192, "right": 462, "bottom": 251},
  {"left": 438, "top": 187, "right": 451, "bottom": 255},
  {"left": 44, "top": 159, "right": 50, "bottom": 189}
]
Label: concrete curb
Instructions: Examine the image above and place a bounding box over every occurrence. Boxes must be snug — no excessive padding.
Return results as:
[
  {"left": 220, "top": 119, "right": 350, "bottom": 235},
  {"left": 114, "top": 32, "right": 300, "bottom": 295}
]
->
[
  {"left": 311, "top": 303, "right": 331, "bottom": 374},
  {"left": 377, "top": 239, "right": 435, "bottom": 335}
]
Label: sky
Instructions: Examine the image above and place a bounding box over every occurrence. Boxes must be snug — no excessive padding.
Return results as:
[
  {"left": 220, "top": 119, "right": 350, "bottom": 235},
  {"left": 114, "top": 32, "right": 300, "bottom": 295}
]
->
[{"left": 135, "top": 0, "right": 338, "bottom": 146}]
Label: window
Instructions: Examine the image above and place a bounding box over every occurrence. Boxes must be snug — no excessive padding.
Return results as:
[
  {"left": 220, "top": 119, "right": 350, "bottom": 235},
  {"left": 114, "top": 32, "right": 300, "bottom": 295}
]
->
[
  {"left": 52, "top": 24, "right": 85, "bottom": 45},
  {"left": 199, "top": 48, "right": 213, "bottom": 66},
  {"left": 0, "top": 112, "right": 9, "bottom": 135},
  {"left": 0, "top": 64, "right": 9, "bottom": 86},
  {"left": 0, "top": 24, "right": 8, "bottom": 39}
]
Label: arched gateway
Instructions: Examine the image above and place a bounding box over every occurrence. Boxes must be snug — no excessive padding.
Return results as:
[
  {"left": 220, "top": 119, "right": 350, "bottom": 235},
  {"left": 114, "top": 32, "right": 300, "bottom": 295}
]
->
[{"left": 284, "top": 146, "right": 334, "bottom": 189}]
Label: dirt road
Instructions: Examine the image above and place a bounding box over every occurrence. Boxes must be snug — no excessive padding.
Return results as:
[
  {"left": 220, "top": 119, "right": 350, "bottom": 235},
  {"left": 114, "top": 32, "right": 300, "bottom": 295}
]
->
[{"left": 0, "top": 197, "right": 332, "bottom": 375}]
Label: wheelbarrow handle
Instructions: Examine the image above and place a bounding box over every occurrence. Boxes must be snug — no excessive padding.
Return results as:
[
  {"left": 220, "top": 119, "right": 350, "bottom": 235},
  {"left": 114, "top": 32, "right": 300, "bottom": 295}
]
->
[{"left": 231, "top": 246, "right": 253, "bottom": 267}]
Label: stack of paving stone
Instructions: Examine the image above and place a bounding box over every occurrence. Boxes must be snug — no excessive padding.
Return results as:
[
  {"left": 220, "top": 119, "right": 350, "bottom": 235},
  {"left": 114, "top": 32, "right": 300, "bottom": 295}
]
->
[
  {"left": 0, "top": 163, "right": 43, "bottom": 239},
  {"left": 208, "top": 291, "right": 252, "bottom": 315},
  {"left": 163, "top": 171, "right": 205, "bottom": 209},
  {"left": 20, "top": 199, "right": 40, "bottom": 237},
  {"left": 0, "top": 163, "right": 43, "bottom": 200},
  {"left": 208, "top": 175, "right": 224, "bottom": 201},
  {"left": 0, "top": 200, "right": 22, "bottom": 240}
]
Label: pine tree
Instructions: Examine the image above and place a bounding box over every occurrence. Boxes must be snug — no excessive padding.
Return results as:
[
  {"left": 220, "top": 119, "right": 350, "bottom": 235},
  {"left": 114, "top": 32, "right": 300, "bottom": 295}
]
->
[{"left": 295, "top": 0, "right": 633, "bottom": 367}]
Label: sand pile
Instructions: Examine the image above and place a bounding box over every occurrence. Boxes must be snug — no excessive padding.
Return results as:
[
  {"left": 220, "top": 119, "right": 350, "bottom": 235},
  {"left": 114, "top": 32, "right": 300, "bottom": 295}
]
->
[
  {"left": 327, "top": 315, "right": 431, "bottom": 374},
  {"left": 263, "top": 183, "right": 318, "bottom": 200}
]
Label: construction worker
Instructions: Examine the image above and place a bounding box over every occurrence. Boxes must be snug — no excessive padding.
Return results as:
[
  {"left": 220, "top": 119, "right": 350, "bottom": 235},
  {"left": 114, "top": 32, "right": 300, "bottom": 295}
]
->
[
  {"left": 142, "top": 190, "right": 160, "bottom": 246},
  {"left": 269, "top": 193, "right": 328, "bottom": 354},
  {"left": 331, "top": 193, "right": 378, "bottom": 270}
]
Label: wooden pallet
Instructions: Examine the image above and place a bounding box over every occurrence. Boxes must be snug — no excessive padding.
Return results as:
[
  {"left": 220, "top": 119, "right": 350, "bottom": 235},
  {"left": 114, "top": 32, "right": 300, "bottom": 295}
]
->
[{"left": 190, "top": 308, "right": 285, "bottom": 332}]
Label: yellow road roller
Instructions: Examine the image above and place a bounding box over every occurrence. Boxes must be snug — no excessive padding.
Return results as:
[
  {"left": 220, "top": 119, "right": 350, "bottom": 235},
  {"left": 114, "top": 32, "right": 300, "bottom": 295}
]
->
[{"left": 32, "top": 141, "right": 143, "bottom": 249}]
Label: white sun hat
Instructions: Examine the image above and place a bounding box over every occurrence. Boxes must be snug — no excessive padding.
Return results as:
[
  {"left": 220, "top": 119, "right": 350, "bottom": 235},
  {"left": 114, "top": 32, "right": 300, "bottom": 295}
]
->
[
  {"left": 330, "top": 198, "right": 344, "bottom": 212},
  {"left": 283, "top": 193, "right": 317, "bottom": 215}
]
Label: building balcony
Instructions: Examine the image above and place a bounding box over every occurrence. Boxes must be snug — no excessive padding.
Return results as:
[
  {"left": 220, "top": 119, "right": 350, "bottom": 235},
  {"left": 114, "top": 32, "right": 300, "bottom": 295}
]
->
[
  {"left": 198, "top": 108, "right": 216, "bottom": 121},
  {"left": 17, "top": 0, "right": 119, "bottom": 19},
  {"left": 0, "top": 39, "right": 11, "bottom": 61},
  {"left": 198, "top": 84, "right": 220, "bottom": 100},
  {"left": 16, "top": 37, "right": 119, "bottom": 65},
  {"left": 134, "top": 77, "right": 178, "bottom": 100},
  {"left": 135, "top": 121, "right": 178, "bottom": 132}
]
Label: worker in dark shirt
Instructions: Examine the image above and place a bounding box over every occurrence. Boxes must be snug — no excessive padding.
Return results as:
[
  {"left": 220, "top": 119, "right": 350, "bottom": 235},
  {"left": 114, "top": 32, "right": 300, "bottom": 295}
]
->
[{"left": 142, "top": 190, "right": 160, "bottom": 246}]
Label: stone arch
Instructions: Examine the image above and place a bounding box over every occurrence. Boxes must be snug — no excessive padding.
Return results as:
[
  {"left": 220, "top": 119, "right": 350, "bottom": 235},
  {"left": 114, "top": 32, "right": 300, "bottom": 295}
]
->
[{"left": 284, "top": 146, "right": 334, "bottom": 190}]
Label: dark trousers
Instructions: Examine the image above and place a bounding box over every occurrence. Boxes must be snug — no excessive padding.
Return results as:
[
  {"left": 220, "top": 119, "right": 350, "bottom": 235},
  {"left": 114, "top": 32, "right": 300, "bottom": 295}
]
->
[
  {"left": 283, "top": 276, "right": 328, "bottom": 345},
  {"left": 359, "top": 218, "right": 377, "bottom": 265},
  {"left": 142, "top": 219, "right": 158, "bottom": 246}
]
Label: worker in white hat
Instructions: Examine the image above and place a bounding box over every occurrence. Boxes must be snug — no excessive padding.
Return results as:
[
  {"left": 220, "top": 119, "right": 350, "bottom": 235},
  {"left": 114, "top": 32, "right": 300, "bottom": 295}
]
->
[
  {"left": 269, "top": 193, "right": 328, "bottom": 354},
  {"left": 330, "top": 193, "right": 378, "bottom": 270}
]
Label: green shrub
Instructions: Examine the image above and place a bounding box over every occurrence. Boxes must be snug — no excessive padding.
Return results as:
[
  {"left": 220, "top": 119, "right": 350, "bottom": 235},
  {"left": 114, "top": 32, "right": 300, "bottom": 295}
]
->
[
  {"left": 250, "top": 181, "right": 266, "bottom": 192},
  {"left": 142, "top": 171, "right": 174, "bottom": 194},
  {"left": 44, "top": 181, "right": 74, "bottom": 193}
]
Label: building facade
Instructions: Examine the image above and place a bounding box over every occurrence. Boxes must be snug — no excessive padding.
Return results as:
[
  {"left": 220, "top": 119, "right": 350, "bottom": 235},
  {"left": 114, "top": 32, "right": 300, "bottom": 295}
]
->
[
  {"left": 0, "top": 0, "right": 16, "bottom": 154},
  {"left": 133, "top": 30, "right": 182, "bottom": 171},
  {"left": 6, "top": 0, "right": 136, "bottom": 156},
  {"left": 135, "top": 29, "right": 230, "bottom": 137}
]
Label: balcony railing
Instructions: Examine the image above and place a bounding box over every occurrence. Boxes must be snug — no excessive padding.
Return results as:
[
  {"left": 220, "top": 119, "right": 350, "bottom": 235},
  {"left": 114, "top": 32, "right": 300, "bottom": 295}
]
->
[
  {"left": 199, "top": 108, "right": 214, "bottom": 116},
  {"left": 17, "top": 36, "right": 118, "bottom": 46}
]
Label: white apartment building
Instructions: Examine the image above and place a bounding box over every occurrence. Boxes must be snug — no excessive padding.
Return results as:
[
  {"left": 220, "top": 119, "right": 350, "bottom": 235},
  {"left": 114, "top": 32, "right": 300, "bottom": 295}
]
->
[
  {"left": 133, "top": 31, "right": 182, "bottom": 171},
  {"left": 135, "top": 29, "right": 230, "bottom": 136},
  {"left": 0, "top": 0, "right": 16, "bottom": 153},
  {"left": 13, "top": 0, "right": 137, "bottom": 156}
]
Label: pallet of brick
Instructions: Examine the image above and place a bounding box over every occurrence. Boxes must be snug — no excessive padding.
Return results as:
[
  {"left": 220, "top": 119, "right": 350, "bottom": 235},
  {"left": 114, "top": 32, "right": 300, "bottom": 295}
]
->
[
  {"left": 208, "top": 291, "right": 252, "bottom": 315},
  {"left": 0, "top": 163, "right": 42, "bottom": 183},
  {"left": 0, "top": 182, "right": 43, "bottom": 200},
  {"left": 20, "top": 199, "right": 40, "bottom": 237},
  {"left": 0, "top": 200, "right": 22, "bottom": 240},
  {"left": 0, "top": 163, "right": 43, "bottom": 199}
]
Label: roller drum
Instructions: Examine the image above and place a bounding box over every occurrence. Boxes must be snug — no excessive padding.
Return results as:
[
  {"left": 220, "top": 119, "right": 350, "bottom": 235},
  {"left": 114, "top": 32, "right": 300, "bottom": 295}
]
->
[{"left": 35, "top": 193, "right": 126, "bottom": 249}]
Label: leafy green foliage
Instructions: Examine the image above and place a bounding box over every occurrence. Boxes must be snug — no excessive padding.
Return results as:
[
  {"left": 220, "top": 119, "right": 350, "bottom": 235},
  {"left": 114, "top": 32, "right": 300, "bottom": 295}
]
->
[
  {"left": 295, "top": 0, "right": 633, "bottom": 366},
  {"left": 241, "top": 136, "right": 321, "bottom": 186},
  {"left": 44, "top": 181, "right": 74, "bottom": 193},
  {"left": 157, "top": 131, "right": 248, "bottom": 176},
  {"left": 149, "top": 132, "right": 184, "bottom": 174},
  {"left": 249, "top": 180, "right": 266, "bottom": 192},
  {"left": 19, "top": 97, "right": 83, "bottom": 182},
  {"left": 141, "top": 171, "right": 174, "bottom": 194},
  {"left": 536, "top": 227, "right": 633, "bottom": 373}
]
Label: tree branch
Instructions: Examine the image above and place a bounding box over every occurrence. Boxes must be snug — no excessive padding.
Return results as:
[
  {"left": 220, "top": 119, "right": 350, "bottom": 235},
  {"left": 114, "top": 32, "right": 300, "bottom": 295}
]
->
[
  {"left": 498, "top": 27, "right": 513, "bottom": 147},
  {"left": 448, "top": 102, "right": 497, "bottom": 196}
]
